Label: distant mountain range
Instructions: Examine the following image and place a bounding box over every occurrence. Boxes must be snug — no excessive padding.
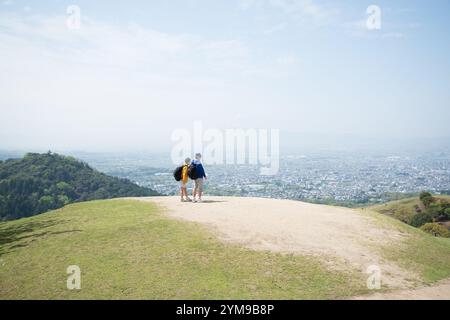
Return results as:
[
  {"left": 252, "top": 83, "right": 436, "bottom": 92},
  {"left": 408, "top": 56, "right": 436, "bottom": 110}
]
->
[{"left": 0, "top": 152, "right": 159, "bottom": 220}]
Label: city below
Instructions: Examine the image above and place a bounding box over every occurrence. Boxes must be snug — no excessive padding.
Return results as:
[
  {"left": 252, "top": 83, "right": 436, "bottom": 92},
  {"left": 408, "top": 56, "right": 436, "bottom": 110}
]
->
[{"left": 68, "top": 150, "right": 450, "bottom": 207}]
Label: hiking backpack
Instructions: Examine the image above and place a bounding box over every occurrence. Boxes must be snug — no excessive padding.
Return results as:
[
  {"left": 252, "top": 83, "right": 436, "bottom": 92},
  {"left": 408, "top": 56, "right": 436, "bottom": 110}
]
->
[
  {"left": 187, "top": 163, "right": 198, "bottom": 180},
  {"left": 173, "top": 165, "right": 183, "bottom": 181}
]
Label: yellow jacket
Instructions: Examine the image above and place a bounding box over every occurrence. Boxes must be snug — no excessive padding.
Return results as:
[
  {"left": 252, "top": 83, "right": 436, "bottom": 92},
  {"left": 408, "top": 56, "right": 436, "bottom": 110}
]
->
[{"left": 181, "top": 164, "right": 188, "bottom": 183}]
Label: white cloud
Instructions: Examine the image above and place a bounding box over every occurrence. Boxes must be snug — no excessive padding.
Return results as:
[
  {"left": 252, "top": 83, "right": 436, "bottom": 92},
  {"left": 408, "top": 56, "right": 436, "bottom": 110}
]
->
[
  {"left": 345, "top": 18, "right": 407, "bottom": 40},
  {"left": 0, "top": 12, "right": 298, "bottom": 150},
  {"left": 275, "top": 54, "right": 297, "bottom": 66},
  {"left": 381, "top": 32, "right": 405, "bottom": 39},
  {"left": 245, "top": 0, "right": 340, "bottom": 26},
  {"left": 262, "top": 22, "right": 287, "bottom": 34},
  {"left": 0, "top": 12, "right": 253, "bottom": 75},
  {"left": 238, "top": 0, "right": 256, "bottom": 10},
  {"left": 344, "top": 6, "right": 419, "bottom": 40}
]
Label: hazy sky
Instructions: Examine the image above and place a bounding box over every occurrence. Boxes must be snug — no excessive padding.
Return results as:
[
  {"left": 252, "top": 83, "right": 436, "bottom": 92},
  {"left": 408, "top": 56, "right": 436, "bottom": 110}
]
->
[{"left": 1, "top": 0, "right": 449, "bottom": 152}]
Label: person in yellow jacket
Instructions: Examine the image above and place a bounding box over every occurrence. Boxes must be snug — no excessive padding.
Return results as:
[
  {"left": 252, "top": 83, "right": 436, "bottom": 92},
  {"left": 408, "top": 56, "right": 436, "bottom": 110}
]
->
[{"left": 180, "top": 157, "right": 192, "bottom": 202}]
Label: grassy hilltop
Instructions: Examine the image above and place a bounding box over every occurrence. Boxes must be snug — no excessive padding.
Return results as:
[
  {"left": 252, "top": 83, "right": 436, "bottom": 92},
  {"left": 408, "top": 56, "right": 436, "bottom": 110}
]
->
[
  {"left": 1, "top": 198, "right": 450, "bottom": 299},
  {"left": 0, "top": 199, "right": 368, "bottom": 299}
]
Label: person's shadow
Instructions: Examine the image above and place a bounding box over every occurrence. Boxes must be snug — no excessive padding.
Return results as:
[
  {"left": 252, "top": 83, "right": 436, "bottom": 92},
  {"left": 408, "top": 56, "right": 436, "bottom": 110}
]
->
[{"left": 199, "top": 200, "right": 227, "bottom": 203}]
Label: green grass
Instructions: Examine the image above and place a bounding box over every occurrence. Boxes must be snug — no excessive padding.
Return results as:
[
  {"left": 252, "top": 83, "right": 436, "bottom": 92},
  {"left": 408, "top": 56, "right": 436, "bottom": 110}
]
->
[
  {"left": 366, "top": 195, "right": 450, "bottom": 283},
  {"left": 0, "top": 199, "right": 368, "bottom": 299},
  {"left": 391, "top": 234, "right": 450, "bottom": 283},
  {"left": 358, "top": 207, "right": 450, "bottom": 284}
]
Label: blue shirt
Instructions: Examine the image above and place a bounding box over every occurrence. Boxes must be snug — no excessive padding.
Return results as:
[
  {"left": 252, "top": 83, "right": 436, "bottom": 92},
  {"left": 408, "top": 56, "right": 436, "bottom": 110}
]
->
[{"left": 192, "top": 159, "right": 206, "bottom": 179}]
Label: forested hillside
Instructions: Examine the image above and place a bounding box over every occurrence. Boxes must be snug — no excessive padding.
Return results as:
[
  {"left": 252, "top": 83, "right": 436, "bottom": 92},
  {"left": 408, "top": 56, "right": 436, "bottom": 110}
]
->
[{"left": 0, "top": 152, "right": 159, "bottom": 220}]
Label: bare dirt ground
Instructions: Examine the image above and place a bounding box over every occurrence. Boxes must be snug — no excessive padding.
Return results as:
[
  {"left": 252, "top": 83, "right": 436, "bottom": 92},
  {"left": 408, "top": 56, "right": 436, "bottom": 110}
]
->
[
  {"left": 136, "top": 196, "right": 450, "bottom": 299},
  {"left": 352, "top": 279, "right": 450, "bottom": 300}
]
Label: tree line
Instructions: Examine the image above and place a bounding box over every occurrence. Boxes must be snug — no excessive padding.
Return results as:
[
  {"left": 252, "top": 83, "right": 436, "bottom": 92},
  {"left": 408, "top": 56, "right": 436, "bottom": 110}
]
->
[{"left": 0, "top": 152, "right": 159, "bottom": 220}]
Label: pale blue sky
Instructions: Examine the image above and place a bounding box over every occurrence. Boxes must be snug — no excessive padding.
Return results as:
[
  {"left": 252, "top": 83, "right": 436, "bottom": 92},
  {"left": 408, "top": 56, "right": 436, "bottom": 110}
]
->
[{"left": 0, "top": 0, "right": 449, "bottom": 151}]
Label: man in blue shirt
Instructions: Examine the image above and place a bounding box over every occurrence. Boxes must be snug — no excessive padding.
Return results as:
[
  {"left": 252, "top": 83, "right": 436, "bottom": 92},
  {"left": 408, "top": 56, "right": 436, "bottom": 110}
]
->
[{"left": 192, "top": 153, "right": 206, "bottom": 202}]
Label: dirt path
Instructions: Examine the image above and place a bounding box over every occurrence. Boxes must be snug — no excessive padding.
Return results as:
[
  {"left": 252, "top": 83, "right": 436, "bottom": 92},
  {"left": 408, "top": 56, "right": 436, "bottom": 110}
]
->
[
  {"left": 136, "top": 196, "right": 449, "bottom": 299},
  {"left": 352, "top": 279, "right": 450, "bottom": 300}
]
